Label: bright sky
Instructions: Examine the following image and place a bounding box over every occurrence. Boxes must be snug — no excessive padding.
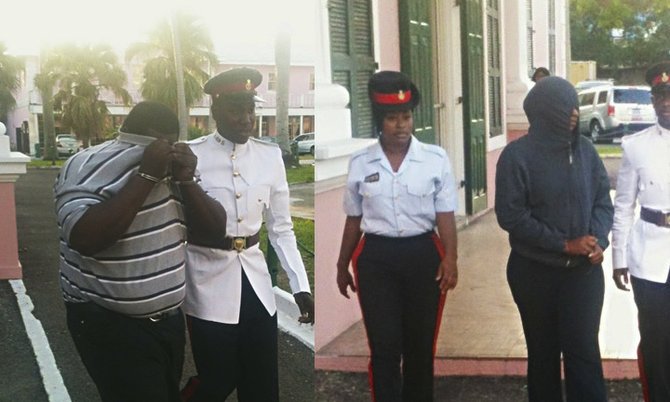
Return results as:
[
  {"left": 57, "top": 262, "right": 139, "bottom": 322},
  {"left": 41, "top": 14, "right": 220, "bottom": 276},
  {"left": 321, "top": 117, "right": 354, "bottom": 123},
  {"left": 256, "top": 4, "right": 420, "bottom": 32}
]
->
[{"left": 0, "top": 0, "right": 317, "bottom": 63}]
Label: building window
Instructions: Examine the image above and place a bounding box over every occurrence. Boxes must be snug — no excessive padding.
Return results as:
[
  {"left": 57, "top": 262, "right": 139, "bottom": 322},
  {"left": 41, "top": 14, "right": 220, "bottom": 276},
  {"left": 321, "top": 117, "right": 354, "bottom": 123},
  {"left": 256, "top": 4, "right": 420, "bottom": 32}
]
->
[
  {"left": 527, "top": 0, "right": 534, "bottom": 77},
  {"left": 548, "top": 0, "right": 556, "bottom": 74},
  {"left": 268, "top": 72, "right": 277, "bottom": 91},
  {"left": 487, "top": 0, "right": 503, "bottom": 137},
  {"left": 309, "top": 73, "right": 315, "bottom": 90}
]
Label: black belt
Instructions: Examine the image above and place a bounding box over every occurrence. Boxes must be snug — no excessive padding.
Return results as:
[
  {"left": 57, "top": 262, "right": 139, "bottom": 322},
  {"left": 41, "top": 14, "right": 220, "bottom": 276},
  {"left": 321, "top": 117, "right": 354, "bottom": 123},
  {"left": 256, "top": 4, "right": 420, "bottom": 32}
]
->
[
  {"left": 221, "top": 232, "right": 260, "bottom": 252},
  {"left": 640, "top": 207, "right": 670, "bottom": 227},
  {"left": 146, "top": 308, "right": 181, "bottom": 322},
  {"left": 65, "top": 302, "right": 181, "bottom": 322}
]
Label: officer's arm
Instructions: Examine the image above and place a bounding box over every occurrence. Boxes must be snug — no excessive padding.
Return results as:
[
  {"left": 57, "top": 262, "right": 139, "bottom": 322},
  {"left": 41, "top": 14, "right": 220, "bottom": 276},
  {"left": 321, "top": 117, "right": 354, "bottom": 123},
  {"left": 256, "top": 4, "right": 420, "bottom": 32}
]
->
[{"left": 435, "top": 212, "right": 458, "bottom": 292}]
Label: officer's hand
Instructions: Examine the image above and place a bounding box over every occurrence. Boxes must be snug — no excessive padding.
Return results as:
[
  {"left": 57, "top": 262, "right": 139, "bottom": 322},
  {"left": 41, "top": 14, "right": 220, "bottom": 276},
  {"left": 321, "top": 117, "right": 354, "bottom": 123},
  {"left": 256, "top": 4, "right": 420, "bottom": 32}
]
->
[
  {"left": 588, "top": 244, "right": 604, "bottom": 265},
  {"left": 336, "top": 267, "right": 357, "bottom": 299},
  {"left": 436, "top": 257, "right": 458, "bottom": 293},
  {"left": 171, "top": 143, "right": 197, "bottom": 181},
  {"left": 293, "top": 292, "right": 314, "bottom": 325},
  {"left": 564, "top": 235, "right": 598, "bottom": 256},
  {"left": 613, "top": 268, "right": 630, "bottom": 291},
  {"left": 139, "top": 139, "right": 172, "bottom": 179}
]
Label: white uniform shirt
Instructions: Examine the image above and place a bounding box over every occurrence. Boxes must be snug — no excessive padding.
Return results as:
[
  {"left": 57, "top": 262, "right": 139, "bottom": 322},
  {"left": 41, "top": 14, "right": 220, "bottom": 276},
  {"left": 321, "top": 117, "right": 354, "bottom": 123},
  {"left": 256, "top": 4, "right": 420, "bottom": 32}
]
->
[
  {"left": 183, "top": 132, "right": 311, "bottom": 324},
  {"left": 343, "top": 136, "right": 458, "bottom": 237},
  {"left": 612, "top": 124, "right": 670, "bottom": 283}
]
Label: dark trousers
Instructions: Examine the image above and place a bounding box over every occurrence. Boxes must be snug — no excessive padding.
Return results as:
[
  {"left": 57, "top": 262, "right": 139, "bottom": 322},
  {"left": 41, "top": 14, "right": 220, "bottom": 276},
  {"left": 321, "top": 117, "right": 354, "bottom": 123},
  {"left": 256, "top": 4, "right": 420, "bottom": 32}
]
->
[
  {"left": 507, "top": 251, "right": 607, "bottom": 402},
  {"left": 353, "top": 232, "right": 445, "bottom": 402},
  {"left": 187, "top": 272, "right": 279, "bottom": 402},
  {"left": 632, "top": 275, "right": 670, "bottom": 402},
  {"left": 66, "top": 302, "right": 185, "bottom": 402}
]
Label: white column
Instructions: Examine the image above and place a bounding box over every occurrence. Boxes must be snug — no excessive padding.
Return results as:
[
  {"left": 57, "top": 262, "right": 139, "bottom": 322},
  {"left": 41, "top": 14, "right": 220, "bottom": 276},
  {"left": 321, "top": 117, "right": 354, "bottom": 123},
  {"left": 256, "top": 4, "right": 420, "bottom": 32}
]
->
[{"left": 504, "top": 0, "right": 533, "bottom": 129}]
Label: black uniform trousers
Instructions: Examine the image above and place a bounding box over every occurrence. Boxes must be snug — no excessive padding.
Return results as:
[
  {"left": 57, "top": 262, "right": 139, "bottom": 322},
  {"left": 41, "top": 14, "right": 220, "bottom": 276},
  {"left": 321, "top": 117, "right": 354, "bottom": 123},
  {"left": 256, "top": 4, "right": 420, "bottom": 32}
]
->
[
  {"left": 631, "top": 275, "right": 670, "bottom": 402},
  {"left": 66, "top": 302, "right": 185, "bottom": 402},
  {"left": 353, "top": 232, "right": 445, "bottom": 402},
  {"left": 187, "top": 271, "right": 279, "bottom": 402},
  {"left": 506, "top": 251, "right": 607, "bottom": 402}
]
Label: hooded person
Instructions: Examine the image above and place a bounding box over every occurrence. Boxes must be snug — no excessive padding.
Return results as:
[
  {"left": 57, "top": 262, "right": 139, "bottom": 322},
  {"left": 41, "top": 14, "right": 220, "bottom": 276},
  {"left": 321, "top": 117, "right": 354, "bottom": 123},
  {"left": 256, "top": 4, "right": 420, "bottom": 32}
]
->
[{"left": 495, "top": 76, "right": 613, "bottom": 402}]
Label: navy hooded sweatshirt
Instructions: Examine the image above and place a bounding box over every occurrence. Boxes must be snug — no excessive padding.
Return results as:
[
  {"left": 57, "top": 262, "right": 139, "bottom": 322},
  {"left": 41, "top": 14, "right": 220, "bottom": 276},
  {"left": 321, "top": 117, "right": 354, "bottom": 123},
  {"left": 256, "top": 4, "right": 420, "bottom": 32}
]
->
[{"left": 495, "top": 76, "right": 614, "bottom": 268}]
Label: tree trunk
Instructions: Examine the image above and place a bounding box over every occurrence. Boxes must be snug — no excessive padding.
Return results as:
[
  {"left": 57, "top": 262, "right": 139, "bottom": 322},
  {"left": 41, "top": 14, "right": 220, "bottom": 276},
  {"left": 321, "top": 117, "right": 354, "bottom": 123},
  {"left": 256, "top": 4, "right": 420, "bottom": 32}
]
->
[
  {"left": 171, "top": 14, "right": 189, "bottom": 142},
  {"left": 275, "top": 30, "right": 293, "bottom": 165},
  {"left": 35, "top": 72, "right": 58, "bottom": 164}
]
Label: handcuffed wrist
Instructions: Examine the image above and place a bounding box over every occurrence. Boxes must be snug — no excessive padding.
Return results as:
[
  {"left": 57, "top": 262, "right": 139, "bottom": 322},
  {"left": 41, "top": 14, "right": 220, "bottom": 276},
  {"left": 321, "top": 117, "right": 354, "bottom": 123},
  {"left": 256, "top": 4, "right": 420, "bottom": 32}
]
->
[{"left": 137, "top": 171, "right": 162, "bottom": 183}]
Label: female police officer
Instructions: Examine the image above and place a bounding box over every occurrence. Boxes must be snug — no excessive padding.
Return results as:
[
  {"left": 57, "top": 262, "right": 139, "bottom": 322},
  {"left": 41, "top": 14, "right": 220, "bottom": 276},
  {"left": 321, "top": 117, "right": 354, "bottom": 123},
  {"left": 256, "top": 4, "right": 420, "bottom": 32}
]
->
[{"left": 336, "top": 71, "right": 458, "bottom": 402}]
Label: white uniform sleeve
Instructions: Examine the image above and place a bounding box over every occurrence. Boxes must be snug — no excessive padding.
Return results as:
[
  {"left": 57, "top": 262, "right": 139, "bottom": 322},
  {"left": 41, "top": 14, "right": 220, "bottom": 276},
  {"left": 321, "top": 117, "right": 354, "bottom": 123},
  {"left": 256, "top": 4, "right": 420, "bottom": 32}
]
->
[
  {"left": 343, "top": 156, "right": 363, "bottom": 216},
  {"left": 434, "top": 152, "right": 458, "bottom": 213},
  {"left": 611, "top": 141, "right": 639, "bottom": 269},
  {"left": 264, "top": 151, "right": 311, "bottom": 294}
]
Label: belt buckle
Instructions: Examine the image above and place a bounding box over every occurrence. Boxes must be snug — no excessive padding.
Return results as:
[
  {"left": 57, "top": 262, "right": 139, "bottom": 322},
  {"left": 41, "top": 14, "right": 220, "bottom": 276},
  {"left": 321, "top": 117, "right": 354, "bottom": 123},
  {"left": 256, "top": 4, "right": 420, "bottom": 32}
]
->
[
  {"left": 149, "top": 312, "right": 165, "bottom": 322},
  {"left": 233, "top": 237, "right": 246, "bottom": 252},
  {"left": 665, "top": 214, "right": 670, "bottom": 227}
]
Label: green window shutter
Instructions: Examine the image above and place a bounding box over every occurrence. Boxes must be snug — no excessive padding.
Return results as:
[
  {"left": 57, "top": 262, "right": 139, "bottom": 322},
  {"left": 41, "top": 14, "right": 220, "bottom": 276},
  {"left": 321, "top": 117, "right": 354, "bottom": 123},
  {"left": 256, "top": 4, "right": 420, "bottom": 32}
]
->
[
  {"left": 329, "top": 0, "right": 376, "bottom": 138},
  {"left": 487, "top": 0, "right": 503, "bottom": 137}
]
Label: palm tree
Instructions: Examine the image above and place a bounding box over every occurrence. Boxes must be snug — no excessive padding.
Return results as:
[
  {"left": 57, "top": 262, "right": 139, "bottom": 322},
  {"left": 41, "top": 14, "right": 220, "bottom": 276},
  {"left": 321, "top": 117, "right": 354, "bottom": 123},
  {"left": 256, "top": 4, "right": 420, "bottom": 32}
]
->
[
  {"left": 33, "top": 70, "right": 58, "bottom": 163},
  {"left": 126, "top": 12, "right": 217, "bottom": 113},
  {"left": 46, "top": 43, "right": 131, "bottom": 148},
  {"left": 0, "top": 43, "right": 24, "bottom": 122}
]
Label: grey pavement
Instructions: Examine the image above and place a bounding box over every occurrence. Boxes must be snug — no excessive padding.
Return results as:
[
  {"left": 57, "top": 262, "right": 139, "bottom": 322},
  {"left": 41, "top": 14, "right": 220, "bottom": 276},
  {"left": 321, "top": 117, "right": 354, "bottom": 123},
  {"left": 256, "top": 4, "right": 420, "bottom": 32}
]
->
[{"left": 1, "top": 168, "right": 314, "bottom": 402}]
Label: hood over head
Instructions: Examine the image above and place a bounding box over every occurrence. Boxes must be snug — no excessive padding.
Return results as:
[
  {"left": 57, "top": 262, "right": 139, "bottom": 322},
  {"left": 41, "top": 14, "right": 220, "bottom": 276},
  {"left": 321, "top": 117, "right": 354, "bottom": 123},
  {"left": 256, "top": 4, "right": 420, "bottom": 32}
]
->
[{"left": 523, "top": 76, "right": 579, "bottom": 141}]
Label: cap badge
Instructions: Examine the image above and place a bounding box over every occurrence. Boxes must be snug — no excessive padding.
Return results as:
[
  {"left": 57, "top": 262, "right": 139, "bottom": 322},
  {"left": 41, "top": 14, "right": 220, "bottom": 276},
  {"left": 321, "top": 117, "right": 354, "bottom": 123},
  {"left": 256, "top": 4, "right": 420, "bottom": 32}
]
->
[
  {"left": 663, "top": 73, "right": 669, "bottom": 83},
  {"left": 398, "top": 90, "right": 405, "bottom": 100},
  {"left": 245, "top": 79, "right": 252, "bottom": 91}
]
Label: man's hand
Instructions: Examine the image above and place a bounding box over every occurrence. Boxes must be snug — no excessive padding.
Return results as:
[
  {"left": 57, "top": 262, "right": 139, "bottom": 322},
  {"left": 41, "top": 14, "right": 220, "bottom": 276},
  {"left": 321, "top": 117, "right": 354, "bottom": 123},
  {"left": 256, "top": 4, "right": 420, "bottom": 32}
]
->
[
  {"left": 171, "top": 143, "right": 197, "bottom": 181},
  {"left": 588, "top": 244, "right": 604, "bottom": 265},
  {"left": 336, "top": 267, "right": 357, "bottom": 299},
  {"left": 613, "top": 268, "right": 631, "bottom": 291},
  {"left": 436, "top": 257, "right": 458, "bottom": 293},
  {"left": 293, "top": 292, "right": 314, "bottom": 324},
  {"left": 139, "top": 139, "right": 172, "bottom": 179},
  {"left": 564, "top": 235, "right": 598, "bottom": 256}
]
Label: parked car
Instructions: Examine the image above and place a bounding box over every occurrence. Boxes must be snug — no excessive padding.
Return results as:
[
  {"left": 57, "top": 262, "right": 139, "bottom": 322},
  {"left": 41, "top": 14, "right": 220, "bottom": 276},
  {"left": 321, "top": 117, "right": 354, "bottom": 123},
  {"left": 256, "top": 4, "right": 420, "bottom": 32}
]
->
[
  {"left": 258, "top": 135, "right": 279, "bottom": 144},
  {"left": 577, "top": 85, "right": 656, "bottom": 143},
  {"left": 291, "top": 132, "right": 315, "bottom": 155},
  {"left": 56, "top": 134, "right": 81, "bottom": 157},
  {"left": 574, "top": 79, "right": 614, "bottom": 91}
]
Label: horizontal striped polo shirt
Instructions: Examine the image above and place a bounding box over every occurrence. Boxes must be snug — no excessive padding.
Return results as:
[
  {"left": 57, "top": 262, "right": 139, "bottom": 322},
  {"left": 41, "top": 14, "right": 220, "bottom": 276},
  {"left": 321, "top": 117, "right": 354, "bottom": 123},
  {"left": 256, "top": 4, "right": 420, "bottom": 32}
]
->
[{"left": 54, "top": 132, "right": 187, "bottom": 317}]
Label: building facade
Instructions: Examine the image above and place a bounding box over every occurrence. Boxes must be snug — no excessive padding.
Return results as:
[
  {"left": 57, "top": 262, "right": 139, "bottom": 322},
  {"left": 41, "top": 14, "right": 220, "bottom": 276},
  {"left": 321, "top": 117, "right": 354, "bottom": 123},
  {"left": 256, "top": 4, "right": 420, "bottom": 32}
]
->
[
  {"left": 6, "top": 58, "right": 314, "bottom": 155},
  {"left": 314, "top": 0, "right": 570, "bottom": 357}
]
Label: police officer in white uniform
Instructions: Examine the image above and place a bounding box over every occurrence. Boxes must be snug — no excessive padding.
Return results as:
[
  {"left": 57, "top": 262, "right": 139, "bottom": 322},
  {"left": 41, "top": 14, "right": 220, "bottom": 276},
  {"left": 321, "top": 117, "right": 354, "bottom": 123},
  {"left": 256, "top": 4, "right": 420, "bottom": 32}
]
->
[
  {"left": 612, "top": 61, "right": 670, "bottom": 402},
  {"left": 181, "top": 67, "right": 314, "bottom": 402}
]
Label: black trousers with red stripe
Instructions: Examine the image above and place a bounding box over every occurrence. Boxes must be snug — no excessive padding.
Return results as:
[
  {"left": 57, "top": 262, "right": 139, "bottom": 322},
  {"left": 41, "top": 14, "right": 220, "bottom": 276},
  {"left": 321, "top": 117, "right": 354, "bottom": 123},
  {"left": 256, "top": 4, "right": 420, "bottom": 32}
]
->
[
  {"left": 631, "top": 275, "right": 670, "bottom": 402},
  {"left": 353, "top": 232, "right": 445, "bottom": 402}
]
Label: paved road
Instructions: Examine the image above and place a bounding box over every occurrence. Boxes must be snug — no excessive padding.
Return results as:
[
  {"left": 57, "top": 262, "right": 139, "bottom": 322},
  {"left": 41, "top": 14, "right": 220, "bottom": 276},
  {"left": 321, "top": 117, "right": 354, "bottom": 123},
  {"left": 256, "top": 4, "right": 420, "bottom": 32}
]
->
[{"left": 2, "top": 168, "right": 314, "bottom": 401}]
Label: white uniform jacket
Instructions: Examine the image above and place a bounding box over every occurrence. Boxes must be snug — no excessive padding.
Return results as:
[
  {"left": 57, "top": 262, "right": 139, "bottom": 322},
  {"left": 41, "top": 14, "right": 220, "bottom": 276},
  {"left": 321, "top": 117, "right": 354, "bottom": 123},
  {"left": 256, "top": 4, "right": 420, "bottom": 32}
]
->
[
  {"left": 612, "top": 124, "right": 670, "bottom": 283},
  {"left": 183, "top": 132, "right": 311, "bottom": 324}
]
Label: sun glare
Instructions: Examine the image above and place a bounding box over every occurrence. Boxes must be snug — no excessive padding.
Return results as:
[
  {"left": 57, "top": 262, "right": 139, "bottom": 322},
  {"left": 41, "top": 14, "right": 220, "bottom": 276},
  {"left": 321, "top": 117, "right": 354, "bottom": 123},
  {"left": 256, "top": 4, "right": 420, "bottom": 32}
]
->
[{"left": 1, "top": 0, "right": 315, "bottom": 61}]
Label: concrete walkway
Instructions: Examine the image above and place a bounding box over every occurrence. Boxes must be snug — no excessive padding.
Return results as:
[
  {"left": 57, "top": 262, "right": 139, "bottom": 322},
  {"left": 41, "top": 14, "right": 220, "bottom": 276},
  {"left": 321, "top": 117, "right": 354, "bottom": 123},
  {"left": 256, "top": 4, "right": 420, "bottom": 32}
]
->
[{"left": 316, "top": 195, "right": 641, "bottom": 379}]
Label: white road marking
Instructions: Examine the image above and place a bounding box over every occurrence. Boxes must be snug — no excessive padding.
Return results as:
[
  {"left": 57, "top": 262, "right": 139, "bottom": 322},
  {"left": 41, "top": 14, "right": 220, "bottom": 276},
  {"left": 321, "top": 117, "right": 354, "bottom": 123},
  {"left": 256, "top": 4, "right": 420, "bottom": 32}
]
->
[{"left": 10, "top": 279, "right": 71, "bottom": 402}]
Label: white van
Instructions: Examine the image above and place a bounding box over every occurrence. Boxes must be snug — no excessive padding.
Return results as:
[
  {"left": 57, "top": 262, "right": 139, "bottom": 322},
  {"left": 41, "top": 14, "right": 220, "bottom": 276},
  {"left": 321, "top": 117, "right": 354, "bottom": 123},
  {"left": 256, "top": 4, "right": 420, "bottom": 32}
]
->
[{"left": 577, "top": 85, "right": 656, "bottom": 143}]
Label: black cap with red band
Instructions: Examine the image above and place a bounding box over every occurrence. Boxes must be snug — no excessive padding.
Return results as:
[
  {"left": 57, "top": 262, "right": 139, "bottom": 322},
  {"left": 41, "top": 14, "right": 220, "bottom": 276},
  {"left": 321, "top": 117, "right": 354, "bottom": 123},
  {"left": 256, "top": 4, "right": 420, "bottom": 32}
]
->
[
  {"left": 645, "top": 61, "right": 670, "bottom": 92},
  {"left": 368, "top": 70, "right": 421, "bottom": 113}
]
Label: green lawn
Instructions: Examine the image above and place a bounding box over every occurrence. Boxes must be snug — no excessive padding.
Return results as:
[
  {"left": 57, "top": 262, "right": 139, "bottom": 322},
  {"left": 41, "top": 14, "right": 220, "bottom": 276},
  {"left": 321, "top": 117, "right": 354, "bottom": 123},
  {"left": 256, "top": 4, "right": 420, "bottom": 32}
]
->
[
  {"left": 285, "top": 164, "right": 314, "bottom": 184},
  {"left": 594, "top": 144, "right": 623, "bottom": 158},
  {"left": 28, "top": 159, "right": 65, "bottom": 168}
]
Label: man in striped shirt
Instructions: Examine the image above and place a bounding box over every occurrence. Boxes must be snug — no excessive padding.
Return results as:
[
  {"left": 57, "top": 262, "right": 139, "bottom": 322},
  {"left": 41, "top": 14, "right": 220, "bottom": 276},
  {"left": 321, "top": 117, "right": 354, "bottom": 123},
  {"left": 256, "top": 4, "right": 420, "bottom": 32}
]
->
[{"left": 54, "top": 101, "right": 227, "bottom": 402}]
